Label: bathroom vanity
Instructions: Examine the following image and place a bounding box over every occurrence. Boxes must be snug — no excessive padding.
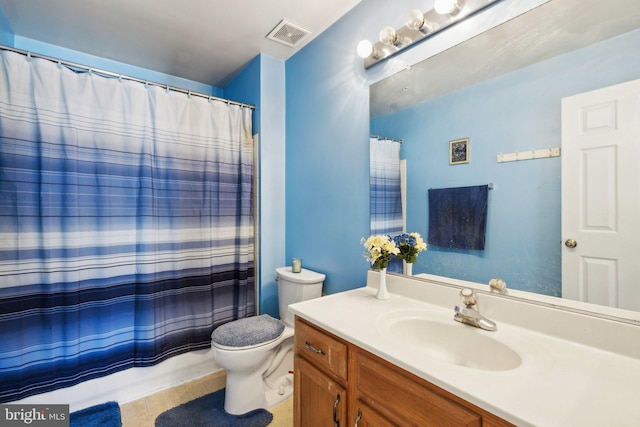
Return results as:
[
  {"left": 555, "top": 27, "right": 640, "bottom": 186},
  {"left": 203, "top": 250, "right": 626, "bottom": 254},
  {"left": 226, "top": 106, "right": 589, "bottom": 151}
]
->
[
  {"left": 294, "top": 316, "right": 510, "bottom": 426},
  {"left": 290, "top": 272, "right": 640, "bottom": 427}
]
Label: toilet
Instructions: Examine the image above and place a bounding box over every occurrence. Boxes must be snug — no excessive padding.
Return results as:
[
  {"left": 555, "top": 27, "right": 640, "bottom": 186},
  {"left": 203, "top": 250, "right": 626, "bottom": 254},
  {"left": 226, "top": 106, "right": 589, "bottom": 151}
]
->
[{"left": 211, "top": 266, "right": 325, "bottom": 415}]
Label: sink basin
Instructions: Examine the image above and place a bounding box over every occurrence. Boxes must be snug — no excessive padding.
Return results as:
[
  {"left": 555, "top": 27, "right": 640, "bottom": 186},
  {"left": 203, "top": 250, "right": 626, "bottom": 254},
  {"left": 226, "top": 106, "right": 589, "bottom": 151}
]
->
[{"left": 378, "top": 310, "right": 522, "bottom": 371}]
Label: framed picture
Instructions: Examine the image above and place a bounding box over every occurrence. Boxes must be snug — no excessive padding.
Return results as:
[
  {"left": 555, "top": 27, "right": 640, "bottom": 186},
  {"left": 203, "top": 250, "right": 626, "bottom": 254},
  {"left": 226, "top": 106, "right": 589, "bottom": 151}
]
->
[{"left": 449, "top": 138, "right": 470, "bottom": 165}]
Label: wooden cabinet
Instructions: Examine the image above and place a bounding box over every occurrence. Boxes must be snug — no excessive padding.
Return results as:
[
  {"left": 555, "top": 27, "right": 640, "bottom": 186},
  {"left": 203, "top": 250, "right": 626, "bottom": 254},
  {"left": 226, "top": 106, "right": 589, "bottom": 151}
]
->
[
  {"left": 294, "top": 317, "right": 348, "bottom": 427},
  {"left": 294, "top": 316, "right": 514, "bottom": 427}
]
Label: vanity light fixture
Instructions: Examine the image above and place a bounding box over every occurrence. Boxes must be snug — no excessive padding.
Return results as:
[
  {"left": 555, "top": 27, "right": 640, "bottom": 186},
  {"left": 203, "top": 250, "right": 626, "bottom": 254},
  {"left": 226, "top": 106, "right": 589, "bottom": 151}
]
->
[{"left": 357, "top": 0, "right": 502, "bottom": 68}]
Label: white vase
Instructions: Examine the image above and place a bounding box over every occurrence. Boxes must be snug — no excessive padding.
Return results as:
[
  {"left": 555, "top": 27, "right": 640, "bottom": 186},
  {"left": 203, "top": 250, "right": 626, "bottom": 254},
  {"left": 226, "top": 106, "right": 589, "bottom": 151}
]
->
[
  {"left": 376, "top": 268, "right": 390, "bottom": 300},
  {"left": 405, "top": 261, "right": 413, "bottom": 276}
]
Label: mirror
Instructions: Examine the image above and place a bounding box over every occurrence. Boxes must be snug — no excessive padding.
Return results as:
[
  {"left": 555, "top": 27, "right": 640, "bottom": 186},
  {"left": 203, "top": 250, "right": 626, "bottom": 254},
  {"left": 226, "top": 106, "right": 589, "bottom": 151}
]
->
[{"left": 370, "top": 0, "right": 640, "bottom": 311}]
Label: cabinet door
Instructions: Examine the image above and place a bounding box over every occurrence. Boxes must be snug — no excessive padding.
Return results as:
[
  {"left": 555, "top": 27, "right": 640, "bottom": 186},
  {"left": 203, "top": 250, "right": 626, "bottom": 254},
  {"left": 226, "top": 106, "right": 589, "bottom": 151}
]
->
[
  {"left": 353, "top": 400, "right": 397, "bottom": 427},
  {"left": 295, "top": 355, "right": 347, "bottom": 427}
]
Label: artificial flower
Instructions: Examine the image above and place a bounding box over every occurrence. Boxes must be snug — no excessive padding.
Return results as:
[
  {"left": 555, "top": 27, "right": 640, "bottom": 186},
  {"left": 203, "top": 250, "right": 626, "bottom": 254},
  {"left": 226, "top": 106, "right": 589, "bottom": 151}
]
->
[
  {"left": 361, "top": 234, "right": 399, "bottom": 270},
  {"left": 393, "top": 232, "right": 427, "bottom": 264}
]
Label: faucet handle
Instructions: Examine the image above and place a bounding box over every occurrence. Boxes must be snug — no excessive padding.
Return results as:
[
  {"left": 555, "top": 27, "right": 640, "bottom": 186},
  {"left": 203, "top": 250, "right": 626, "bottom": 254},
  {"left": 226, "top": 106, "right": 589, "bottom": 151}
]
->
[
  {"left": 489, "top": 278, "right": 508, "bottom": 295},
  {"left": 460, "top": 288, "right": 477, "bottom": 307}
]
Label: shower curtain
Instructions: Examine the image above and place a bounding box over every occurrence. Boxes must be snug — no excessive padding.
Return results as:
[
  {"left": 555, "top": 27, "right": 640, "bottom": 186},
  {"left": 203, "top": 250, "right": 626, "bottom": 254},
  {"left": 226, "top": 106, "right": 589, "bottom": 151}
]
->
[
  {"left": 369, "top": 137, "right": 403, "bottom": 272},
  {"left": 0, "top": 50, "right": 255, "bottom": 402}
]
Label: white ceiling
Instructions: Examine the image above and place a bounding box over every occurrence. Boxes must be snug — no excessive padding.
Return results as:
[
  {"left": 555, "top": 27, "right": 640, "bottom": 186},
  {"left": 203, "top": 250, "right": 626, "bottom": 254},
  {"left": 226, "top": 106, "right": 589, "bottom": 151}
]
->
[{"left": 0, "top": 0, "right": 361, "bottom": 87}]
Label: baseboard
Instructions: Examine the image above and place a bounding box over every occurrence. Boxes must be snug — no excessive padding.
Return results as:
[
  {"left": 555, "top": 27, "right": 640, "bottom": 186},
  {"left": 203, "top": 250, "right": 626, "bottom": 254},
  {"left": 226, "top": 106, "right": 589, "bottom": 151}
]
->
[{"left": 12, "top": 348, "right": 222, "bottom": 411}]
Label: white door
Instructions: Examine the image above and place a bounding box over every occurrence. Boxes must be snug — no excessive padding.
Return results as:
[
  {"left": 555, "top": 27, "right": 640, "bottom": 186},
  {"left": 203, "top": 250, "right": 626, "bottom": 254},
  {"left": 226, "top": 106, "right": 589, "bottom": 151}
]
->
[{"left": 561, "top": 79, "right": 640, "bottom": 311}]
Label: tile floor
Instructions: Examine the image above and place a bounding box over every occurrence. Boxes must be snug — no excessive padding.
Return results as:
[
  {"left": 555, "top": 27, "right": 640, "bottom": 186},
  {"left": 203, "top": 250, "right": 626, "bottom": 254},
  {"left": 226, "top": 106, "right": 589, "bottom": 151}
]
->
[{"left": 120, "top": 370, "right": 293, "bottom": 427}]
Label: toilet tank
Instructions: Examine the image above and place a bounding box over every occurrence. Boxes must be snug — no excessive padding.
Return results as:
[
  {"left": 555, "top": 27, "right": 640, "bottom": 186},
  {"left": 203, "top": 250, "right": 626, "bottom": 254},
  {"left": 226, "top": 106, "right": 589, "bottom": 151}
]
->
[{"left": 276, "top": 267, "right": 325, "bottom": 326}]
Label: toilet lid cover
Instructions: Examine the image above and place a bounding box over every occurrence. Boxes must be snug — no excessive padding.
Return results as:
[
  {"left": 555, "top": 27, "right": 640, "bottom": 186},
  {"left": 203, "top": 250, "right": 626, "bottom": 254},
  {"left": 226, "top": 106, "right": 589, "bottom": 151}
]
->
[{"left": 211, "top": 314, "right": 285, "bottom": 347}]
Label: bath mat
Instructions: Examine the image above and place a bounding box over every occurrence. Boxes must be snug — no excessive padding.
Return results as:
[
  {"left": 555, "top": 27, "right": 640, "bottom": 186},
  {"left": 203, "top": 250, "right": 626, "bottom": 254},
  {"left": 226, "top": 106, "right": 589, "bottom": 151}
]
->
[
  {"left": 155, "top": 389, "right": 273, "bottom": 427},
  {"left": 70, "top": 401, "right": 121, "bottom": 427}
]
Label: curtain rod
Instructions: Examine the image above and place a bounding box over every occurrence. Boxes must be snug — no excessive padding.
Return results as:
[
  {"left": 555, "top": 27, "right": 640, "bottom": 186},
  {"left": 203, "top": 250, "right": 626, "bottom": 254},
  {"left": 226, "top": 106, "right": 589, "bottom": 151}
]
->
[
  {"left": 0, "top": 44, "right": 255, "bottom": 110},
  {"left": 370, "top": 134, "right": 403, "bottom": 144}
]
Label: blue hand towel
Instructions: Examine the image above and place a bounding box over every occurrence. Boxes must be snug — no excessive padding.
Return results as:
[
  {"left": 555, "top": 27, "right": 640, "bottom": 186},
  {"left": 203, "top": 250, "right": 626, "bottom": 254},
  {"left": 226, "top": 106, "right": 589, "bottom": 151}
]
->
[{"left": 428, "top": 185, "right": 489, "bottom": 250}]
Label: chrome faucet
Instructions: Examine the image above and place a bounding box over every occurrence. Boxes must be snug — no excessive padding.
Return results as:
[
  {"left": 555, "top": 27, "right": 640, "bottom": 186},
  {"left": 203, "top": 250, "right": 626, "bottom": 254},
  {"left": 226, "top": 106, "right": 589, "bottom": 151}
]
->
[{"left": 454, "top": 288, "right": 497, "bottom": 331}]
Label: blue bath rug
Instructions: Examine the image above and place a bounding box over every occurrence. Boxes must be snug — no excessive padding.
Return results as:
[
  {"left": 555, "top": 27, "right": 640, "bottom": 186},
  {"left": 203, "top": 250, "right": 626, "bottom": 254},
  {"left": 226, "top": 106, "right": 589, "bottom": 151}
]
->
[
  {"left": 70, "top": 401, "right": 121, "bottom": 427},
  {"left": 155, "top": 389, "right": 273, "bottom": 427}
]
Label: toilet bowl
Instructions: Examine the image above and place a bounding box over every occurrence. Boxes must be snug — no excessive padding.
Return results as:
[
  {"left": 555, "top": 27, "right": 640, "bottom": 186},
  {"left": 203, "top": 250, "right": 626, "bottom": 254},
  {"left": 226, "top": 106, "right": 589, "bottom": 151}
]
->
[
  {"left": 211, "top": 267, "right": 325, "bottom": 415},
  {"left": 211, "top": 322, "right": 294, "bottom": 415}
]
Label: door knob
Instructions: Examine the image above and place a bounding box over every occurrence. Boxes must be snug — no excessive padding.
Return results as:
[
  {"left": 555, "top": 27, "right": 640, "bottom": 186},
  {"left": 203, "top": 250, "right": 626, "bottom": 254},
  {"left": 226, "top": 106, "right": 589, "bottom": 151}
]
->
[{"left": 565, "top": 239, "right": 577, "bottom": 248}]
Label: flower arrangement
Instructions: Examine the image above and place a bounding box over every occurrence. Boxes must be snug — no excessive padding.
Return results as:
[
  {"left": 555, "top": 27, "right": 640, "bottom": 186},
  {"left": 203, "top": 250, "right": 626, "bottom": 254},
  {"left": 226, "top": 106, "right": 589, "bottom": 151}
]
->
[
  {"left": 361, "top": 234, "right": 399, "bottom": 270},
  {"left": 393, "top": 232, "right": 427, "bottom": 264}
]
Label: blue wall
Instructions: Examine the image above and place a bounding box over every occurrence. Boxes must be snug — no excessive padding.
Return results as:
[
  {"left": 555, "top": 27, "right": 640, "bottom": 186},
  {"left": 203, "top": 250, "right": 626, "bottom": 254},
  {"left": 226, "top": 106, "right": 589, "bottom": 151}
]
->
[
  {"left": 371, "top": 30, "right": 640, "bottom": 296},
  {"left": 285, "top": 4, "right": 370, "bottom": 294},
  {"left": 229, "top": 55, "right": 287, "bottom": 317},
  {"left": 225, "top": 55, "right": 261, "bottom": 132},
  {"left": 0, "top": 5, "right": 12, "bottom": 46}
]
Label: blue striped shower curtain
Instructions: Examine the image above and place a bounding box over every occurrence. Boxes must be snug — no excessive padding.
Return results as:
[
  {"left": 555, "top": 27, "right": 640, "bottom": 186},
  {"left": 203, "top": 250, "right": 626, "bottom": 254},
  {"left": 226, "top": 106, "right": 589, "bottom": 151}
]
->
[
  {"left": 369, "top": 137, "right": 403, "bottom": 272},
  {"left": 0, "top": 50, "right": 255, "bottom": 402}
]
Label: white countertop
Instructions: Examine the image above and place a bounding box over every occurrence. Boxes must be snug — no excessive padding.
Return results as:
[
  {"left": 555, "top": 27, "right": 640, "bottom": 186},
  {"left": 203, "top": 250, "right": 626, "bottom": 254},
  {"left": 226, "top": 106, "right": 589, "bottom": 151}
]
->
[{"left": 289, "top": 274, "right": 640, "bottom": 427}]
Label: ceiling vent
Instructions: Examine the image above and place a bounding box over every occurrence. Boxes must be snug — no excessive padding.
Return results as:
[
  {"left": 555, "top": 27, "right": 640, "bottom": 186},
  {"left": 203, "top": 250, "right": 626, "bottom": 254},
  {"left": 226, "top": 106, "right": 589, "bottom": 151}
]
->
[{"left": 266, "top": 20, "right": 311, "bottom": 48}]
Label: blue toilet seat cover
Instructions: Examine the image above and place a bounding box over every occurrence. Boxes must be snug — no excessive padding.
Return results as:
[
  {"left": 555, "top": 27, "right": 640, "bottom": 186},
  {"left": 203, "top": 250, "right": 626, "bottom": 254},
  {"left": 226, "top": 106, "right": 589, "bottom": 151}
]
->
[{"left": 211, "top": 314, "right": 285, "bottom": 347}]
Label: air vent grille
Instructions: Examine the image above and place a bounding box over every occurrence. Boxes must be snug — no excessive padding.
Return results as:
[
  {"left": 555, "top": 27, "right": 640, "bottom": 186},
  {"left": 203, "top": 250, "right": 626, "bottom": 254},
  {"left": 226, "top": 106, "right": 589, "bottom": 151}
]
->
[{"left": 266, "top": 20, "right": 311, "bottom": 47}]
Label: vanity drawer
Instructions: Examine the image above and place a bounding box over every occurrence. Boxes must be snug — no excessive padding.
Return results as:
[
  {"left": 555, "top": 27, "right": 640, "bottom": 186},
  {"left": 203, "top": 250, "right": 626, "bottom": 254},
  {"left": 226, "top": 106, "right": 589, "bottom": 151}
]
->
[
  {"left": 353, "top": 349, "right": 481, "bottom": 427},
  {"left": 294, "top": 317, "right": 348, "bottom": 382}
]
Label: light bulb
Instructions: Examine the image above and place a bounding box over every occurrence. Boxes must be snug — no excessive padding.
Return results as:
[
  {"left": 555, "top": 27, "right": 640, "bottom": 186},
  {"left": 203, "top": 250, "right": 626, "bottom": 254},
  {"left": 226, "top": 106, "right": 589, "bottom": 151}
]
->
[
  {"left": 434, "top": 0, "right": 460, "bottom": 15},
  {"left": 379, "top": 26, "right": 398, "bottom": 46},
  {"left": 405, "top": 9, "right": 426, "bottom": 31},
  {"left": 356, "top": 40, "right": 374, "bottom": 58}
]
